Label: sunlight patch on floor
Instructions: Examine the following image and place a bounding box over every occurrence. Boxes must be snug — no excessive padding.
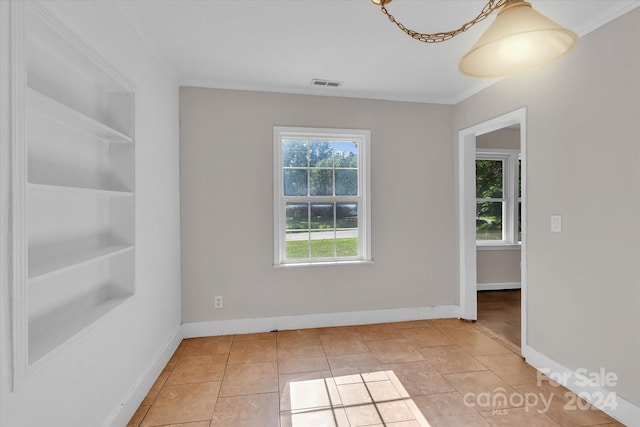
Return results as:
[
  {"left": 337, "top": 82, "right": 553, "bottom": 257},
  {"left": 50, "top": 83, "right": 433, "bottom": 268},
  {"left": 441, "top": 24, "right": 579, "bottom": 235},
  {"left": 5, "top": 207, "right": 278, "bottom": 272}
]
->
[{"left": 282, "top": 370, "right": 431, "bottom": 427}]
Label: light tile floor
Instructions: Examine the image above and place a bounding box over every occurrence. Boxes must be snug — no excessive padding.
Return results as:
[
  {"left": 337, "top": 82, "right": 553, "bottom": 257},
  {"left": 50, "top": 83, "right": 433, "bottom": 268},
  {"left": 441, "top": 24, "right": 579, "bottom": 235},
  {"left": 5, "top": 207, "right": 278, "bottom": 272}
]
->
[{"left": 128, "top": 319, "right": 623, "bottom": 427}]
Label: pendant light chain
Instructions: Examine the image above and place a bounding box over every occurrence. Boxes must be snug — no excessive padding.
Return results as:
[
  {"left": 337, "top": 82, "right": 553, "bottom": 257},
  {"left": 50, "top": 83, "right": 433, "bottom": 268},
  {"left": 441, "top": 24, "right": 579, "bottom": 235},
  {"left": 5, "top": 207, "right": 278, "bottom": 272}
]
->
[{"left": 380, "top": 0, "right": 510, "bottom": 43}]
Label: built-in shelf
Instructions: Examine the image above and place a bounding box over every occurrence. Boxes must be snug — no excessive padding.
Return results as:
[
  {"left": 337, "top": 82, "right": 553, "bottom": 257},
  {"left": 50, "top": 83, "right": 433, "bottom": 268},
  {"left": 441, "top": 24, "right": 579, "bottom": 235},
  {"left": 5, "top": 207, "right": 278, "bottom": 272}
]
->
[
  {"left": 19, "top": 4, "right": 135, "bottom": 368},
  {"left": 26, "top": 87, "right": 132, "bottom": 144},
  {"left": 28, "top": 285, "right": 132, "bottom": 364},
  {"left": 27, "top": 182, "right": 133, "bottom": 197},
  {"left": 29, "top": 238, "right": 133, "bottom": 281}
]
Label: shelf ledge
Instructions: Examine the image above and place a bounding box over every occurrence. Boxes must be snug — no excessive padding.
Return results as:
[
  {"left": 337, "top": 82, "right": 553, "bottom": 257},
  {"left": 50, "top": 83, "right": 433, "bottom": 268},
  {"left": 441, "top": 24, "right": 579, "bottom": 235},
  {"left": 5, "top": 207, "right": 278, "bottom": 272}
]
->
[
  {"left": 29, "top": 243, "right": 133, "bottom": 282},
  {"left": 28, "top": 182, "right": 133, "bottom": 197},
  {"left": 26, "top": 87, "right": 133, "bottom": 143},
  {"left": 28, "top": 289, "right": 132, "bottom": 365}
]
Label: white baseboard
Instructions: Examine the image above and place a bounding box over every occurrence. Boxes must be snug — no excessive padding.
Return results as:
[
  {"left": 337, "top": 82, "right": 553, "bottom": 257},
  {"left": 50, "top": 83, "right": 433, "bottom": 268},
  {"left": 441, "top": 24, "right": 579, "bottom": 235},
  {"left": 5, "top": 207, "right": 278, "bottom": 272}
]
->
[
  {"left": 522, "top": 344, "right": 640, "bottom": 427},
  {"left": 105, "top": 326, "right": 182, "bottom": 427},
  {"left": 106, "top": 304, "right": 460, "bottom": 426},
  {"left": 477, "top": 282, "right": 521, "bottom": 291},
  {"left": 182, "top": 304, "right": 460, "bottom": 338}
]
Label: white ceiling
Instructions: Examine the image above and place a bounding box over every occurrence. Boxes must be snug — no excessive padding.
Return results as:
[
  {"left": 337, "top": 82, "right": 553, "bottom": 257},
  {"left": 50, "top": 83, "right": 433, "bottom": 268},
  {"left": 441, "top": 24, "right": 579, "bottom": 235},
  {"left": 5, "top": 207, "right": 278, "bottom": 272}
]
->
[{"left": 120, "top": 0, "right": 640, "bottom": 104}]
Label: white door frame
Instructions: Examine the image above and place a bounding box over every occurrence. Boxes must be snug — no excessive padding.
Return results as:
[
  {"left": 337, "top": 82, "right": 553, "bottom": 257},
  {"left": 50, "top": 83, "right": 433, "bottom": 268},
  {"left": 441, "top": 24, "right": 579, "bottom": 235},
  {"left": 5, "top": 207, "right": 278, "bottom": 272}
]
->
[{"left": 458, "top": 108, "right": 527, "bottom": 351}]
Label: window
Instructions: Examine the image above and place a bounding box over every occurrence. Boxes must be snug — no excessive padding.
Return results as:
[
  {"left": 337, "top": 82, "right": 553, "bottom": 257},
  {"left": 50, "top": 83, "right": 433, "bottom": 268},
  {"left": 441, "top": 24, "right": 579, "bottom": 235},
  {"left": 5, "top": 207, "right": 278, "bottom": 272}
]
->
[
  {"left": 273, "top": 127, "right": 371, "bottom": 265},
  {"left": 476, "top": 149, "right": 521, "bottom": 246}
]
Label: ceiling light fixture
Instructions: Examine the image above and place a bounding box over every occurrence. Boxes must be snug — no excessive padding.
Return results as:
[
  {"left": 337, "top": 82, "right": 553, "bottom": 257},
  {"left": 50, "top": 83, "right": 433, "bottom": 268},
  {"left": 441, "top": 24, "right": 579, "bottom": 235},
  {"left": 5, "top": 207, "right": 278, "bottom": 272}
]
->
[{"left": 371, "top": 0, "right": 578, "bottom": 77}]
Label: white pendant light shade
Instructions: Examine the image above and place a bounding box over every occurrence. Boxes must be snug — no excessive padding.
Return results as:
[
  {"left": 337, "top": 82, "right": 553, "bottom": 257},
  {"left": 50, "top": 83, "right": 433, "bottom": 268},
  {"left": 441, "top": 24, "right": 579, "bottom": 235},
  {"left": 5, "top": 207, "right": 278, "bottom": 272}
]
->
[{"left": 459, "top": 1, "right": 578, "bottom": 77}]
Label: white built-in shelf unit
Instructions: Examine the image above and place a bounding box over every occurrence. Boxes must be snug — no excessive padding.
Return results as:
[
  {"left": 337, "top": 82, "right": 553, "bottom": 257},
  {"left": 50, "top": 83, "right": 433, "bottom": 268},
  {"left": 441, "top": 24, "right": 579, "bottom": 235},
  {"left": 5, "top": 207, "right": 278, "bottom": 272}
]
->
[{"left": 23, "top": 5, "right": 135, "bottom": 365}]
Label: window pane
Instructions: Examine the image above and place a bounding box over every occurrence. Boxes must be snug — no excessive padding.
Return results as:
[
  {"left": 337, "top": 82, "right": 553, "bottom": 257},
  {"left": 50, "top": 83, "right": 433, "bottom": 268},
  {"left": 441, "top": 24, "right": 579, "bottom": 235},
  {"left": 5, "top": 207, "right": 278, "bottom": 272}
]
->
[
  {"left": 283, "top": 139, "right": 307, "bottom": 167},
  {"left": 286, "top": 231, "right": 309, "bottom": 259},
  {"left": 518, "top": 202, "right": 522, "bottom": 242},
  {"left": 476, "top": 160, "right": 503, "bottom": 198},
  {"left": 286, "top": 203, "right": 308, "bottom": 230},
  {"left": 284, "top": 169, "right": 307, "bottom": 196},
  {"left": 336, "top": 203, "right": 358, "bottom": 229},
  {"left": 336, "top": 235, "right": 358, "bottom": 257},
  {"left": 335, "top": 170, "right": 357, "bottom": 196},
  {"left": 518, "top": 158, "right": 522, "bottom": 198},
  {"left": 275, "top": 128, "right": 368, "bottom": 265},
  {"left": 310, "top": 169, "right": 333, "bottom": 196},
  {"left": 476, "top": 201, "right": 503, "bottom": 240},
  {"left": 310, "top": 140, "right": 333, "bottom": 167},
  {"left": 334, "top": 141, "right": 358, "bottom": 167},
  {"left": 310, "top": 233, "right": 335, "bottom": 258},
  {"left": 310, "top": 203, "right": 334, "bottom": 229}
]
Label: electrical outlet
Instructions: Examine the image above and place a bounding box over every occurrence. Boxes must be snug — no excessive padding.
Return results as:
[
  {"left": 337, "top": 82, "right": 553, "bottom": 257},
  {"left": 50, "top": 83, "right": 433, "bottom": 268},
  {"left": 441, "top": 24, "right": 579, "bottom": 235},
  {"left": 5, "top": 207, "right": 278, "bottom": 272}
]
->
[{"left": 214, "top": 296, "right": 223, "bottom": 309}]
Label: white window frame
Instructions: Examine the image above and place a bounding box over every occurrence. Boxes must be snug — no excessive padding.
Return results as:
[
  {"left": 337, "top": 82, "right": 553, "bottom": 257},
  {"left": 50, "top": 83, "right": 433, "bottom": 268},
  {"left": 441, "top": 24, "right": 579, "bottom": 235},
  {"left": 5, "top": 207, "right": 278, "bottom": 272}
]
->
[
  {"left": 273, "top": 126, "right": 371, "bottom": 266},
  {"left": 476, "top": 149, "right": 521, "bottom": 248}
]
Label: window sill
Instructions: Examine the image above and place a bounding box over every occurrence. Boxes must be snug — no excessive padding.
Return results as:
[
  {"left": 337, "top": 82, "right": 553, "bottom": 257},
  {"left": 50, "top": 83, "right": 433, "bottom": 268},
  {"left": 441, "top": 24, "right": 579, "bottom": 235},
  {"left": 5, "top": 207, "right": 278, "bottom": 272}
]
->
[
  {"left": 274, "top": 260, "right": 374, "bottom": 268},
  {"left": 476, "top": 244, "right": 521, "bottom": 251}
]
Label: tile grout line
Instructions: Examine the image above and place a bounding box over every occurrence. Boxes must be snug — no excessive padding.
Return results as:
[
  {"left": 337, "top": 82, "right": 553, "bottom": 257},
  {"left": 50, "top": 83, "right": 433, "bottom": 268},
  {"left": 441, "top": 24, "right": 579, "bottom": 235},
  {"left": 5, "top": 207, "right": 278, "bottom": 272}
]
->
[
  {"left": 275, "top": 331, "right": 282, "bottom": 423},
  {"left": 135, "top": 340, "right": 181, "bottom": 427},
  {"left": 130, "top": 316, "right": 616, "bottom": 427}
]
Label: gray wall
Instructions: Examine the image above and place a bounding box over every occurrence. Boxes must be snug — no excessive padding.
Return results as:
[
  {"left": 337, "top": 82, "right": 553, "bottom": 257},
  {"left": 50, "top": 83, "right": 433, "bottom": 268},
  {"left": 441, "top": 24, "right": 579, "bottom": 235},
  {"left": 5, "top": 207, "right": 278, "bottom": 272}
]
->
[
  {"left": 477, "top": 250, "right": 521, "bottom": 285},
  {"left": 455, "top": 8, "right": 640, "bottom": 407},
  {"left": 179, "top": 4, "right": 640, "bottom": 410},
  {"left": 180, "top": 88, "right": 456, "bottom": 323},
  {"left": 476, "top": 127, "right": 520, "bottom": 150},
  {"left": 476, "top": 128, "right": 521, "bottom": 285}
]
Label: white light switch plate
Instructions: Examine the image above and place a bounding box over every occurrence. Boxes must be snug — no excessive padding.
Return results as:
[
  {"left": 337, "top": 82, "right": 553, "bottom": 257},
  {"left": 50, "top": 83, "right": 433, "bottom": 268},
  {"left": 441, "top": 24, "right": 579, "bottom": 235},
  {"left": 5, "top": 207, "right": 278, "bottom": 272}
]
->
[{"left": 551, "top": 214, "right": 562, "bottom": 233}]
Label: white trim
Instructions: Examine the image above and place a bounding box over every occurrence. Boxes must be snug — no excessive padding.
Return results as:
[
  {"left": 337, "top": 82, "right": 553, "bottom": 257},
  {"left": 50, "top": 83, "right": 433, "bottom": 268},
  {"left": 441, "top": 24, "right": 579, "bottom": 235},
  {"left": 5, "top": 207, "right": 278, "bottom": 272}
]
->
[
  {"left": 519, "top": 115, "right": 528, "bottom": 352},
  {"left": 459, "top": 132, "right": 477, "bottom": 321},
  {"left": 458, "top": 108, "right": 527, "bottom": 344},
  {"left": 182, "top": 76, "right": 460, "bottom": 106},
  {"left": 273, "top": 260, "right": 374, "bottom": 269},
  {"left": 476, "top": 148, "right": 520, "bottom": 156},
  {"left": 110, "top": 305, "right": 459, "bottom": 426},
  {"left": 477, "top": 282, "right": 521, "bottom": 291},
  {"left": 475, "top": 149, "right": 521, "bottom": 246},
  {"left": 182, "top": 305, "right": 460, "bottom": 338},
  {"left": 575, "top": 0, "right": 640, "bottom": 38},
  {"left": 1, "top": 0, "right": 17, "bottom": 403},
  {"left": 273, "top": 126, "right": 371, "bottom": 266},
  {"left": 103, "top": 326, "right": 182, "bottom": 427},
  {"left": 522, "top": 344, "right": 640, "bottom": 427},
  {"left": 104, "top": 315, "right": 640, "bottom": 427},
  {"left": 477, "top": 244, "right": 521, "bottom": 251},
  {"left": 10, "top": 0, "right": 27, "bottom": 384}
]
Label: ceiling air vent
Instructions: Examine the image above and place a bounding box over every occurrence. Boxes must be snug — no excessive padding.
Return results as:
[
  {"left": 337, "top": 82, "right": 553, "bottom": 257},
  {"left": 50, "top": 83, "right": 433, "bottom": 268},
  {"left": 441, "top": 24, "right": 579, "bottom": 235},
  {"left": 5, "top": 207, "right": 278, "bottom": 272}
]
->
[{"left": 311, "top": 79, "right": 342, "bottom": 88}]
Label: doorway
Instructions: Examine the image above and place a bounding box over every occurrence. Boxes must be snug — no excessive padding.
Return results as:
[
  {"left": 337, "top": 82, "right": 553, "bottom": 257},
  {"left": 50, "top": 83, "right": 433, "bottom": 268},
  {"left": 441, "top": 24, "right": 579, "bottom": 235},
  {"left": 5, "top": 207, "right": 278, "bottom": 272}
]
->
[
  {"left": 477, "top": 289, "right": 521, "bottom": 346},
  {"left": 458, "top": 108, "right": 527, "bottom": 351}
]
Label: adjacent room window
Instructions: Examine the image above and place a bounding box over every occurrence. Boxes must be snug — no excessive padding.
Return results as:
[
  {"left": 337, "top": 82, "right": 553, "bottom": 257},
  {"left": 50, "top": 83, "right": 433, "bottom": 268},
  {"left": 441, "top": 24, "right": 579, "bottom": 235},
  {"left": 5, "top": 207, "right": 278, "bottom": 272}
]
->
[
  {"left": 273, "top": 127, "right": 371, "bottom": 265},
  {"left": 476, "top": 149, "right": 521, "bottom": 246}
]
